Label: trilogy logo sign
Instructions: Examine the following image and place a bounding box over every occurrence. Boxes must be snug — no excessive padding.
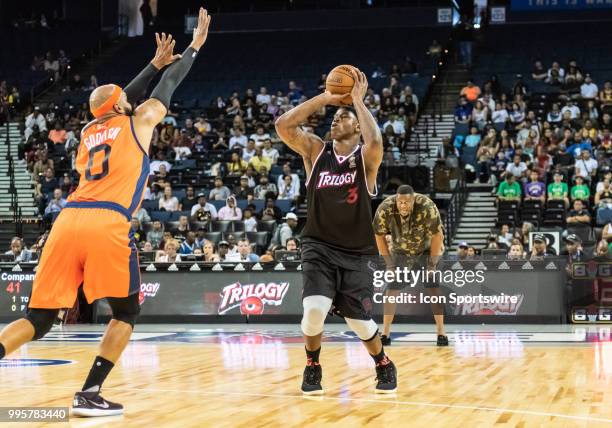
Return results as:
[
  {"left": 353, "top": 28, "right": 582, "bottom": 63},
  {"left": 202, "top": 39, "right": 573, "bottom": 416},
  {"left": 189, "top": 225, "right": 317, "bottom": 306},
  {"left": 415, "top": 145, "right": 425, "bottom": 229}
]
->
[
  {"left": 454, "top": 294, "right": 525, "bottom": 315},
  {"left": 218, "top": 282, "right": 290, "bottom": 315},
  {"left": 138, "top": 282, "right": 161, "bottom": 305}
]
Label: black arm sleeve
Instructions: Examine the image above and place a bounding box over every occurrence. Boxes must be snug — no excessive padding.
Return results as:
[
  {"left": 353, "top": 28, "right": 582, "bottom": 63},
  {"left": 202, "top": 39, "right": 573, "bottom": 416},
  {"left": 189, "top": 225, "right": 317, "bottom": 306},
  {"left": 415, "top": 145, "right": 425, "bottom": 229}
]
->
[
  {"left": 124, "top": 63, "right": 159, "bottom": 105},
  {"left": 150, "top": 47, "right": 198, "bottom": 109}
]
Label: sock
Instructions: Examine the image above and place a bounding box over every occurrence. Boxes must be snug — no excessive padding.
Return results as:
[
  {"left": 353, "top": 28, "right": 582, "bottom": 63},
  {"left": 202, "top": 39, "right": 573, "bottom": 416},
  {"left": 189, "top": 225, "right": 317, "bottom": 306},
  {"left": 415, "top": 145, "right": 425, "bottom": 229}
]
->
[
  {"left": 82, "top": 356, "right": 114, "bottom": 393},
  {"left": 371, "top": 348, "right": 389, "bottom": 365},
  {"left": 305, "top": 347, "right": 321, "bottom": 365},
  {"left": 0, "top": 343, "right": 5, "bottom": 359}
]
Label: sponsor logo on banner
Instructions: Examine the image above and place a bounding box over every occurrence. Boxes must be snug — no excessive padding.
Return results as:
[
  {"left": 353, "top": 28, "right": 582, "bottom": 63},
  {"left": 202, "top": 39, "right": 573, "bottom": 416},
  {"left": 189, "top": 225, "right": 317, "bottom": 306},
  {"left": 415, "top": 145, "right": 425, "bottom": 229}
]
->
[
  {"left": 572, "top": 262, "right": 612, "bottom": 279},
  {"left": 455, "top": 294, "right": 525, "bottom": 316},
  {"left": 545, "top": 262, "right": 557, "bottom": 270},
  {"left": 498, "top": 261, "right": 510, "bottom": 270},
  {"left": 451, "top": 262, "right": 463, "bottom": 270},
  {"left": 474, "top": 262, "right": 487, "bottom": 270},
  {"left": 521, "top": 261, "right": 533, "bottom": 270},
  {"left": 218, "top": 282, "right": 290, "bottom": 315},
  {"left": 139, "top": 282, "right": 161, "bottom": 305}
]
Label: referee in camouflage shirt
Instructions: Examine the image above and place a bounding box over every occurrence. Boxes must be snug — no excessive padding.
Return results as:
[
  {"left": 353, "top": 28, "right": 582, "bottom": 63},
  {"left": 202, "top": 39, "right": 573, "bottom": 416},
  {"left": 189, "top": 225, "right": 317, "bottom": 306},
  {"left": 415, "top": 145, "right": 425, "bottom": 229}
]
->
[{"left": 372, "top": 185, "right": 448, "bottom": 346}]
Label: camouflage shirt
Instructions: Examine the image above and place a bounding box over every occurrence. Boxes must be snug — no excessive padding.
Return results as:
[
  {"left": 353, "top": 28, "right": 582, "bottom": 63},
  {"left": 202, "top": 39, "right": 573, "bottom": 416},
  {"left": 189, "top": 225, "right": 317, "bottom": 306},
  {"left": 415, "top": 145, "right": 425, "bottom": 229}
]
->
[{"left": 372, "top": 193, "right": 444, "bottom": 256}]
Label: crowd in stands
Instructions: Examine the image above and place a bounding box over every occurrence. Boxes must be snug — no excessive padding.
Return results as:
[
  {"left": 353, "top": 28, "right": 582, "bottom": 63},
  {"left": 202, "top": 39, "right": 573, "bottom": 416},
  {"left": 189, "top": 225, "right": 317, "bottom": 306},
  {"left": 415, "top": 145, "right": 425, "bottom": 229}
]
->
[
  {"left": 451, "top": 58, "right": 612, "bottom": 260},
  {"left": 11, "top": 57, "right": 421, "bottom": 263}
]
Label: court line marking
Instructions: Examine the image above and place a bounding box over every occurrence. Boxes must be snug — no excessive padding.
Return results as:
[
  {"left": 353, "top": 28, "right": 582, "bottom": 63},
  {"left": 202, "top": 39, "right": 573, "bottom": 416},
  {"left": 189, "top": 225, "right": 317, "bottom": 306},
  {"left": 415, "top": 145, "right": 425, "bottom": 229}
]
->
[{"left": 17, "top": 384, "right": 612, "bottom": 424}]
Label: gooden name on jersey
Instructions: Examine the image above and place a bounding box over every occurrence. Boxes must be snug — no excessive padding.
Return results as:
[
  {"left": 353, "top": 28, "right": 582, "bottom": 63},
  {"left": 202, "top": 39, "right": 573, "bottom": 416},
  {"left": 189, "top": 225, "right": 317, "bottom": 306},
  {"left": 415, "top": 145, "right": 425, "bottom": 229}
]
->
[{"left": 301, "top": 143, "right": 378, "bottom": 255}]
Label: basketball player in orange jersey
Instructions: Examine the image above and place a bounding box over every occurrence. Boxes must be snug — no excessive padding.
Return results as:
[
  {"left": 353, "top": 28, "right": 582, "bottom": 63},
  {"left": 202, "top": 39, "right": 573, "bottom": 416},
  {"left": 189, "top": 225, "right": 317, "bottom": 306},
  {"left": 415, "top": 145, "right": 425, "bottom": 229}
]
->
[
  {"left": 276, "top": 68, "right": 397, "bottom": 394},
  {"left": 0, "top": 8, "right": 211, "bottom": 417}
]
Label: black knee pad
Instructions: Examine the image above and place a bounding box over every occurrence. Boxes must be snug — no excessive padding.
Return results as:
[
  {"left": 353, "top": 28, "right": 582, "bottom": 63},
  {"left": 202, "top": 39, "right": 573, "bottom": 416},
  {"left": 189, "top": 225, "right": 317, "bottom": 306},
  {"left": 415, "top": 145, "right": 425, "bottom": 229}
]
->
[
  {"left": 107, "top": 293, "right": 140, "bottom": 328},
  {"left": 25, "top": 308, "right": 59, "bottom": 340}
]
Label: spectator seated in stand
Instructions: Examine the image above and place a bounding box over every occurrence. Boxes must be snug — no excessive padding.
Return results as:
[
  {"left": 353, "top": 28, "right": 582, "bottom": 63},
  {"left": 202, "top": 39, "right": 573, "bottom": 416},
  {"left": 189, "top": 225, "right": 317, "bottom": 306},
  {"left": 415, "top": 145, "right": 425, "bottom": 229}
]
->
[
  {"left": 225, "top": 238, "right": 259, "bottom": 262},
  {"left": 234, "top": 176, "right": 254, "bottom": 200},
  {"left": 218, "top": 196, "right": 242, "bottom": 221},
  {"left": 43, "top": 188, "right": 66, "bottom": 221},
  {"left": 191, "top": 193, "right": 218, "bottom": 222},
  {"left": 524, "top": 170, "right": 546, "bottom": 203},
  {"left": 566, "top": 200, "right": 591, "bottom": 226},
  {"left": 547, "top": 171, "right": 570, "bottom": 209},
  {"left": 159, "top": 184, "right": 180, "bottom": 212},
  {"left": 5, "top": 237, "right": 33, "bottom": 262},
  {"left": 209, "top": 176, "right": 231, "bottom": 201},
  {"left": 570, "top": 175, "right": 590, "bottom": 203},
  {"left": 155, "top": 239, "right": 182, "bottom": 263},
  {"left": 497, "top": 174, "right": 522, "bottom": 203},
  {"left": 179, "top": 231, "right": 200, "bottom": 255}
]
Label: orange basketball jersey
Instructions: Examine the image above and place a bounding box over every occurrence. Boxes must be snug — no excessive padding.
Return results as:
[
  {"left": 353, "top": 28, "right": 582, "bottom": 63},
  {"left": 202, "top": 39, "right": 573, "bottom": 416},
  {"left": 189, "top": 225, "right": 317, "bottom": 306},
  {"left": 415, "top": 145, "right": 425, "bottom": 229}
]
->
[{"left": 68, "top": 115, "right": 150, "bottom": 218}]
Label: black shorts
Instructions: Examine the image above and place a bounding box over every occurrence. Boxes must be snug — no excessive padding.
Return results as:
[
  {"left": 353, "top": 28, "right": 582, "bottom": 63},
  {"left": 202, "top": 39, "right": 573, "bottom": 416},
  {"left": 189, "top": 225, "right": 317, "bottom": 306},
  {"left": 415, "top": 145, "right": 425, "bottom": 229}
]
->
[
  {"left": 386, "top": 253, "right": 440, "bottom": 291},
  {"left": 301, "top": 239, "right": 379, "bottom": 320}
]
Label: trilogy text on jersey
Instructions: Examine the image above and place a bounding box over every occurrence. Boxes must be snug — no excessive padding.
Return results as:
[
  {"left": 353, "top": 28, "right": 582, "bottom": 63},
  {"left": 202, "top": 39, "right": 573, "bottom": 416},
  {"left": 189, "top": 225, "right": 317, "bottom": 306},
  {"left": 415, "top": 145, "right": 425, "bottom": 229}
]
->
[{"left": 316, "top": 170, "right": 357, "bottom": 189}]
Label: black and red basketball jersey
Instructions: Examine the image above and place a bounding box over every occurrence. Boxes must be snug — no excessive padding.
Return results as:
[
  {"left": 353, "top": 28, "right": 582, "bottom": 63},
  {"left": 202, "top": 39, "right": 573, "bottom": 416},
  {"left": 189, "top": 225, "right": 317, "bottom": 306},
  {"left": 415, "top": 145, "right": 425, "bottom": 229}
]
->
[{"left": 301, "top": 143, "right": 378, "bottom": 255}]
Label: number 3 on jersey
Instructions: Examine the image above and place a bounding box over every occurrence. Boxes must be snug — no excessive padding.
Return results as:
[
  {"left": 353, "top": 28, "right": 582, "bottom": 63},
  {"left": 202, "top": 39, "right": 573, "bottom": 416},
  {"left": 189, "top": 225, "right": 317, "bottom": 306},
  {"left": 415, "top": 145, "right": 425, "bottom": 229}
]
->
[
  {"left": 86, "top": 144, "right": 111, "bottom": 181},
  {"left": 346, "top": 185, "right": 359, "bottom": 204}
]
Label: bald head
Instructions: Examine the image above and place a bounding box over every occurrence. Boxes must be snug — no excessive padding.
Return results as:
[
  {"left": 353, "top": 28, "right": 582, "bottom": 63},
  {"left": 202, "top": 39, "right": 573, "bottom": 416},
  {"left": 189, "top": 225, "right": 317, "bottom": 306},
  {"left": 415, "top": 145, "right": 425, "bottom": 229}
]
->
[{"left": 89, "top": 84, "right": 131, "bottom": 117}]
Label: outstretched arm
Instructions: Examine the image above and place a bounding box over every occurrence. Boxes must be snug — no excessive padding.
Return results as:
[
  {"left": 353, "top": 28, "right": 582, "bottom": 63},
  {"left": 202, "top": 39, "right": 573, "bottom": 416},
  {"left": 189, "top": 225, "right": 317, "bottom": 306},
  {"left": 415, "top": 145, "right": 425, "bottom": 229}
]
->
[
  {"left": 134, "top": 7, "right": 211, "bottom": 129},
  {"left": 124, "top": 32, "right": 181, "bottom": 105}
]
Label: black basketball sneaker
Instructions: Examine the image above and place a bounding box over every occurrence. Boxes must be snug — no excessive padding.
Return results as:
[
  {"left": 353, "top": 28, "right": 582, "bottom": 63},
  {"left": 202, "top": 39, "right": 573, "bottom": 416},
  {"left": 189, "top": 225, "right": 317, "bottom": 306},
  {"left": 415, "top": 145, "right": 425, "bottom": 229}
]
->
[
  {"left": 375, "top": 357, "right": 397, "bottom": 394},
  {"left": 72, "top": 391, "right": 124, "bottom": 417},
  {"left": 437, "top": 335, "right": 449, "bottom": 346},
  {"left": 301, "top": 363, "right": 323, "bottom": 395}
]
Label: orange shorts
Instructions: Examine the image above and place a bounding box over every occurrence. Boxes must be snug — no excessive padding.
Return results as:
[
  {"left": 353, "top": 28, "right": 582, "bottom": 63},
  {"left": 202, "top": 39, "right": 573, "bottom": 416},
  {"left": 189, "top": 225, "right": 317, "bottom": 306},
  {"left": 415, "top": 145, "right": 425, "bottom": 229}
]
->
[{"left": 29, "top": 205, "right": 140, "bottom": 309}]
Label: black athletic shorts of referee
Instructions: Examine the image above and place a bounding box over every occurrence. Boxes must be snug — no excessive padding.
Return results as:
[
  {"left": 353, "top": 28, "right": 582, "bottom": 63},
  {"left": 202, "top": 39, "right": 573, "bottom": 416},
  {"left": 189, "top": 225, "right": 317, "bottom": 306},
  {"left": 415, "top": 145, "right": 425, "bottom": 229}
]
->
[{"left": 372, "top": 185, "right": 449, "bottom": 346}]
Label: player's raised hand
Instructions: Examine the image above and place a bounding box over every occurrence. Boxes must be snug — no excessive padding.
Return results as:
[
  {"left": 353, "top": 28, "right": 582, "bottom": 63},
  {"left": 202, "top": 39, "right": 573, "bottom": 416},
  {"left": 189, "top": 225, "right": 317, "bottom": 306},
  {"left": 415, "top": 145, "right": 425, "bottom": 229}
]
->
[
  {"left": 322, "top": 90, "right": 351, "bottom": 106},
  {"left": 190, "top": 7, "right": 212, "bottom": 51},
  {"left": 349, "top": 67, "right": 368, "bottom": 104},
  {"left": 151, "top": 32, "right": 182, "bottom": 69}
]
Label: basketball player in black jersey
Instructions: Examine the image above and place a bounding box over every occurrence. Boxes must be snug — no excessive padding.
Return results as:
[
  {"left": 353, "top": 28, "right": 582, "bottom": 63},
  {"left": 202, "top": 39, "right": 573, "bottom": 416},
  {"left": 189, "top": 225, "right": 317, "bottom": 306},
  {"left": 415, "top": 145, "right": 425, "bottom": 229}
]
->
[{"left": 275, "top": 68, "right": 397, "bottom": 394}]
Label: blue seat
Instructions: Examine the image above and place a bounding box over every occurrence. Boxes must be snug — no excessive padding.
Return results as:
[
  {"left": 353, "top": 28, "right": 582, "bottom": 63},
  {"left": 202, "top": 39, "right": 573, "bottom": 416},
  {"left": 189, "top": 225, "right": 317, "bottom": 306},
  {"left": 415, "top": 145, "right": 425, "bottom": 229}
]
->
[
  {"left": 275, "top": 199, "right": 293, "bottom": 214},
  {"left": 142, "top": 199, "right": 158, "bottom": 212},
  {"left": 150, "top": 211, "right": 171, "bottom": 222}
]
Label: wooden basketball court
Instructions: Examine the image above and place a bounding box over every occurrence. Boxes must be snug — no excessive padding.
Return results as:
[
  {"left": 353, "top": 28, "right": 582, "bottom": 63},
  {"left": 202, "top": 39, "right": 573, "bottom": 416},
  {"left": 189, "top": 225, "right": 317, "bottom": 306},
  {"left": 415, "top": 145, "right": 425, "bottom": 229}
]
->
[{"left": 0, "top": 324, "right": 611, "bottom": 427}]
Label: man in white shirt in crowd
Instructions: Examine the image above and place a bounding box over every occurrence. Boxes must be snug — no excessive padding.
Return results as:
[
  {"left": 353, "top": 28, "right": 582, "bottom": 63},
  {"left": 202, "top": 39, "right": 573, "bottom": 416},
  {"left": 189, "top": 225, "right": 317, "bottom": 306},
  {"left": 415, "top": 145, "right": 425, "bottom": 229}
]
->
[
  {"left": 242, "top": 139, "right": 257, "bottom": 162},
  {"left": 581, "top": 74, "right": 598, "bottom": 100},
  {"left": 503, "top": 154, "right": 528, "bottom": 181},
  {"left": 491, "top": 103, "right": 509, "bottom": 125},
  {"left": 250, "top": 125, "right": 271, "bottom": 147},
  {"left": 561, "top": 100, "right": 580, "bottom": 120},
  {"left": 149, "top": 151, "right": 172, "bottom": 174},
  {"left": 574, "top": 149, "right": 598, "bottom": 179},
  {"left": 190, "top": 193, "right": 218, "bottom": 220},
  {"left": 277, "top": 162, "right": 300, "bottom": 196},
  {"left": 382, "top": 113, "right": 406, "bottom": 136},
  {"left": 25, "top": 106, "right": 47, "bottom": 140},
  {"left": 225, "top": 238, "right": 259, "bottom": 262},
  {"left": 256, "top": 87, "right": 271, "bottom": 105},
  {"left": 262, "top": 138, "right": 279, "bottom": 165},
  {"left": 229, "top": 128, "right": 247, "bottom": 150}
]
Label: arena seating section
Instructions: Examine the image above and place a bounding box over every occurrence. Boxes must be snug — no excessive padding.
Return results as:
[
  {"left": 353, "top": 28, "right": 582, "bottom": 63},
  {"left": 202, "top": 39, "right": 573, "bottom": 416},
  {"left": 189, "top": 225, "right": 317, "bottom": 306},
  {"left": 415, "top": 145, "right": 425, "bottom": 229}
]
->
[
  {"left": 451, "top": 22, "right": 612, "bottom": 256},
  {"left": 16, "top": 25, "right": 449, "bottom": 258}
]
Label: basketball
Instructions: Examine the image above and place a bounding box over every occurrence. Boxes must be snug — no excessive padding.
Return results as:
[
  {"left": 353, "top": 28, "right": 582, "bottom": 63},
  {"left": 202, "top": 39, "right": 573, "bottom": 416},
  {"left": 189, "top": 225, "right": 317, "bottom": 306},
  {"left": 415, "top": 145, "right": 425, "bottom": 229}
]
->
[{"left": 325, "top": 65, "right": 355, "bottom": 104}]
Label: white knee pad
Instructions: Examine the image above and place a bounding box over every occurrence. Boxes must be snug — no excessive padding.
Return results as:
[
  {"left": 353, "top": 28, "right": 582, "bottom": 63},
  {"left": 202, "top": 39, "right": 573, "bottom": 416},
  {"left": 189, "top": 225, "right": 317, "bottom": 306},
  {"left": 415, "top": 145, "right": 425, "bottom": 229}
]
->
[
  {"left": 345, "top": 317, "right": 379, "bottom": 341},
  {"left": 301, "top": 295, "right": 333, "bottom": 336}
]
